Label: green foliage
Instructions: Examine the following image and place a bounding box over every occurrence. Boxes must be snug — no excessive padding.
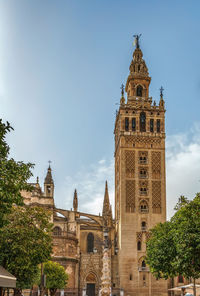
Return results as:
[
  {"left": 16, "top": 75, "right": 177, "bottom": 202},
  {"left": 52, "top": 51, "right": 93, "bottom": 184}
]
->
[
  {"left": 146, "top": 193, "right": 200, "bottom": 285},
  {"left": 171, "top": 193, "right": 200, "bottom": 280},
  {"left": 44, "top": 261, "right": 68, "bottom": 296},
  {"left": 0, "top": 120, "right": 33, "bottom": 227},
  {"left": 0, "top": 206, "right": 53, "bottom": 289},
  {"left": 146, "top": 221, "right": 177, "bottom": 279},
  {"left": 174, "top": 195, "right": 190, "bottom": 211}
]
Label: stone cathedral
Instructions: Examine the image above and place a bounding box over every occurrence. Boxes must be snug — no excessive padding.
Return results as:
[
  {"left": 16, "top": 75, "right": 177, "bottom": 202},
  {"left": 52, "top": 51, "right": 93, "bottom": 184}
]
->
[{"left": 22, "top": 40, "right": 183, "bottom": 296}]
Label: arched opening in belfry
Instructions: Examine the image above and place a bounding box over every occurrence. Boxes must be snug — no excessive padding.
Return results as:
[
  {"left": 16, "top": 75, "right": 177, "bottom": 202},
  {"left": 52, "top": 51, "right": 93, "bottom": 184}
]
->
[{"left": 136, "top": 85, "right": 143, "bottom": 97}]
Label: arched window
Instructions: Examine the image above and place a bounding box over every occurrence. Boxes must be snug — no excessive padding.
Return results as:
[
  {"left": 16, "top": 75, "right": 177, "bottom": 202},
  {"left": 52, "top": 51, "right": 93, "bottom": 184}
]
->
[
  {"left": 141, "top": 221, "right": 146, "bottom": 231},
  {"left": 142, "top": 260, "right": 146, "bottom": 268},
  {"left": 87, "top": 233, "right": 94, "bottom": 253},
  {"left": 136, "top": 85, "right": 143, "bottom": 97},
  {"left": 140, "top": 200, "right": 149, "bottom": 213},
  {"left": 150, "top": 119, "right": 154, "bottom": 132},
  {"left": 132, "top": 118, "right": 136, "bottom": 131},
  {"left": 137, "top": 241, "right": 141, "bottom": 251},
  {"left": 125, "top": 117, "right": 129, "bottom": 131},
  {"left": 140, "top": 169, "right": 147, "bottom": 178},
  {"left": 140, "top": 112, "right": 146, "bottom": 132},
  {"left": 53, "top": 226, "right": 62, "bottom": 236},
  {"left": 157, "top": 119, "right": 160, "bottom": 132}
]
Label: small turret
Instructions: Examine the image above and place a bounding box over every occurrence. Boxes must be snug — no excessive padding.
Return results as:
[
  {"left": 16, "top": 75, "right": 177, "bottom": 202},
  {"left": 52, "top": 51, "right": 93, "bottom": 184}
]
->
[
  {"left": 120, "top": 84, "right": 125, "bottom": 105},
  {"left": 159, "top": 86, "right": 165, "bottom": 110},
  {"left": 44, "top": 165, "right": 54, "bottom": 198},
  {"left": 73, "top": 189, "right": 78, "bottom": 212}
]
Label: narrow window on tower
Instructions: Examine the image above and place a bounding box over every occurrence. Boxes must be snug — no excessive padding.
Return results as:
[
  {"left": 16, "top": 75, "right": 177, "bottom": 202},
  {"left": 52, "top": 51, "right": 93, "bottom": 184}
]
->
[
  {"left": 137, "top": 241, "right": 141, "bottom": 251},
  {"left": 142, "top": 260, "right": 146, "bottom": 270},
  {"left": 136, "top": 85, "right": 143, "bottom": 97},
  {"left": 125, "top": 117, "right": 129, "bottom": 131},
  {"left": 157, "top": 119, "right": 160, "bottom": 133},
  {"left": 140, "top": 112, "right": 146, "bottom": 132},
  {"left": 132, "top": 118, "right": 136, "bottom": 131},
  {"left": 141, "top": 221, "right": 146, "bottom": 231},
  {"left": 150, "top": 119, "right": 154, "bottom": 132},
  {"left": 129, "top": 274, "right": 132, "bottom": 281},
  {"left": 87, "top": 233, "right": 94, "bottom": 253}
]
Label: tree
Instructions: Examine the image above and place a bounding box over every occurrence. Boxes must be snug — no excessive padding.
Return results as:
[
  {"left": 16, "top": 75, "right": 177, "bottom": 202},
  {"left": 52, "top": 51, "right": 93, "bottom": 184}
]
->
[
  {"left": 171, "top": 193, "right": 200, "bottom": 296},
  {"left": 174, "top": 195, "right": 189, "bottom": 211},
  {"left": 0, "top": 206, "right": 53, "bottom": 296},
  {"left": 146, "top": 193, "right": 200, "bottom": 296},
  {"left": 43, "top": 261, "right": 68, "bottom": 296},
  {"left": 0, "top": 120, "right": 33, "bottom": 227},
  {"left": 146, "top": 221, "right": 177, "bottom": 279}
]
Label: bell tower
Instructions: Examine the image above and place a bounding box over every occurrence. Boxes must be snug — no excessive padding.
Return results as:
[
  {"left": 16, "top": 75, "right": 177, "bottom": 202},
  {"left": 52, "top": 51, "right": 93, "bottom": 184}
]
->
[{"left": 114, "top": 36, "right": 167, "bottom": 296}]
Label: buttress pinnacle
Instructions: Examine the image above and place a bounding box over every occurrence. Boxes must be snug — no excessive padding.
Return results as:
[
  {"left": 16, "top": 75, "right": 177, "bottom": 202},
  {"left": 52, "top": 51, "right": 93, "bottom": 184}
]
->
[
  {"left": 102, "top": 181, "right": 110, "bottom": 216},
  {"left": 73, "top": 189, "right": 78, "bottom": 212}
]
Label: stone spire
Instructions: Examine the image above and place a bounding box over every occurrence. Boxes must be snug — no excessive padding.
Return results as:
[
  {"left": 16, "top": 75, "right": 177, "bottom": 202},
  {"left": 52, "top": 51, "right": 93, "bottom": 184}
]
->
[
  {"left": 44, "top": 165, "right": 54, "bottom": 198},
  {"left": 129, "top": 47, "right": 149, "bottom": 78},
  {"left": 73, "top": 189, "right": 78, "bottom": 212},
  {"left": 44, "top": 165, "right": 54, "bottom": 185},
  {"left": 125, "top": 37, "right": 151, "bottom": 99},
  {"left": 102, "top": 181, "right": 110, "bottom": 216},
  {"left": 159, "top": 86, "right": 165, "bottom": 110},
  {"left": 102, "top": 181, "right": 112, "bottom": 227}
]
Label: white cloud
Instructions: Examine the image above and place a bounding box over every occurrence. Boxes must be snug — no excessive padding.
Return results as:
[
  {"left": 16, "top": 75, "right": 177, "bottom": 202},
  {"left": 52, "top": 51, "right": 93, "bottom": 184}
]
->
[
  {"left": 56, "top": 123, "right": 200, "bottom": 220},
  {"left": 56, "top": 158, "right": 114, "bottom": 216},
  {"left": 166, "top": 123, "right": 200, "bottom": 219}
]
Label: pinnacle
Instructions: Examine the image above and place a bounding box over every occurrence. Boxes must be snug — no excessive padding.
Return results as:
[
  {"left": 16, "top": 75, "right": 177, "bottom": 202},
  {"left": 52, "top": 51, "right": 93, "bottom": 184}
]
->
[
  {"left": 73, "top": 189, "right": 78, "bottom": 211},
  {"left": 102, "top": 180, "right": 110, "bottom": 216},
  {"left": 44, "top": 166, "right": 54, "bottom": 184}
]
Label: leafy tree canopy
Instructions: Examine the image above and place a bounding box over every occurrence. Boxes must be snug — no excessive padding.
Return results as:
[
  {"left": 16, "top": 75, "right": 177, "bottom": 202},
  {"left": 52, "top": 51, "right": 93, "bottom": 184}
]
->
[
  {"left": 174, "top": 195, "right": 190, "bottom": 211},
  {"left": 0, "top": 120, "right": 33, "bottom": 227},
  {"left": 44, "top": 261, "right": 68, "bottom": 296},
  {"left": 0, "top": 206, "right": 53, "bottom": 289},
  {"left": 146, "top": 193, "right": 200, "bottom": 296},
  {"left": 146, "top": 221, "right": 177, "bottom": 279},
  {"left": 171, "top": 193, "right": 200, "bottom": 280}
]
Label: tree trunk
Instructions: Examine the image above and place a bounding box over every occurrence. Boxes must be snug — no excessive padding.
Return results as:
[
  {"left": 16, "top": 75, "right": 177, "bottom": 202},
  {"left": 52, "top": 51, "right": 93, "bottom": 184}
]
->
[
  {"left": 0, "top": 288, "right": 3, "bottom": 296},
  {"left": 193, "top": 278, "right": 196, "bottom": 296},
  {"left": 50, "top": 289, "right": 57, "bottom": 296},
  {"left": 14, "top": 288, "right": 22, "bottom": 296}
]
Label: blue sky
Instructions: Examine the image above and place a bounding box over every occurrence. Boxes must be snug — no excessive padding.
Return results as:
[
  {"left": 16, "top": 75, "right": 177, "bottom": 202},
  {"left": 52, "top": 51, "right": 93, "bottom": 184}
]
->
[{"left": 0, "top": 0, "right": 200, "bottom": 218}]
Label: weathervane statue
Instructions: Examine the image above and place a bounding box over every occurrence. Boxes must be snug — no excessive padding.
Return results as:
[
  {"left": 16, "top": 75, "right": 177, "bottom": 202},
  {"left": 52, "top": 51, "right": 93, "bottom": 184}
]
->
[{"left": 133, "top": 34, "right": 142, "bottom": 48}]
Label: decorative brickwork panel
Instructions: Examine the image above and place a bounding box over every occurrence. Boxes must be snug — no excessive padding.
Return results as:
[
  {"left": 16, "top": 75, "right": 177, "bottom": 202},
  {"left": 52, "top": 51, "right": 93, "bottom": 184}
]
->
[
  {"left": 125, "top": 150, "right": 135, "bottom": 177},
  {"left": 136, "top": 232, "right": 142, "bottom": 241},
  {"left": 126, "top": 180, "right": 135, "bottom": 213},
  {"left": 152, "top": 151, "right": 161, "bottom": 178},
  {"left": 145, "top": 232, "right": 151, "bottom": 242},
  {"left": 125, "top": 136, "right": 161, "bottom": 145},
  {"left": 152, "top": 181, "right": 161, "bottom": 213}
]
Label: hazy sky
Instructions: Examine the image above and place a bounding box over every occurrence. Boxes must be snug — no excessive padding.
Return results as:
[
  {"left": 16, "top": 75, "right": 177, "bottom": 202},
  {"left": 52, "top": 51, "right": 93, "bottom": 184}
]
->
[{"left": 0, "top": 0, "right": 200, "bottom": 219}]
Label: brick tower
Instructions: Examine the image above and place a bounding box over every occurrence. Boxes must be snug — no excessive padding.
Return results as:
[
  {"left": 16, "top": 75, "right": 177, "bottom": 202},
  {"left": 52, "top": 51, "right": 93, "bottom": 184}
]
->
[{"left": 114, "top": 37, "right": 168, "bottom": 296}]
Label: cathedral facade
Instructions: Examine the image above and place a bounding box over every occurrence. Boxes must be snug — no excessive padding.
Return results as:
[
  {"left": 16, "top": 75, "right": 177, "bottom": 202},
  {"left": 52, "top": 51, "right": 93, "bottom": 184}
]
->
[{"left": 22, "top": 41, "right": 176, "bottom": 296}]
